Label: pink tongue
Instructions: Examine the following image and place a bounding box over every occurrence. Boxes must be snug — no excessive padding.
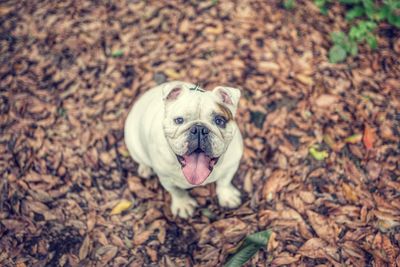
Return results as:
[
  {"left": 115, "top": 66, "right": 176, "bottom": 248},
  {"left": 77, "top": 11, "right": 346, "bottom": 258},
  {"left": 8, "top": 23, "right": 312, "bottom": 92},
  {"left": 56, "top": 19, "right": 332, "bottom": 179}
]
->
[{"left": 182, "top": 153, "right": 211, "bottom": 185}]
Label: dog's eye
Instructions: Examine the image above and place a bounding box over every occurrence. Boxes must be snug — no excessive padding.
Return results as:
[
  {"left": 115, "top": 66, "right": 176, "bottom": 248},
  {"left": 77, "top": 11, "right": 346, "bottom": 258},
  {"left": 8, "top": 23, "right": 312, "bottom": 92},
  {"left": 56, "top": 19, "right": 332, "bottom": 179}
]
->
[
  {"left": 174, "top": 117, "right": 184, "bottom": 124},
  {"left": 214, "top": 115, "right": 227, "bottom": 128}
]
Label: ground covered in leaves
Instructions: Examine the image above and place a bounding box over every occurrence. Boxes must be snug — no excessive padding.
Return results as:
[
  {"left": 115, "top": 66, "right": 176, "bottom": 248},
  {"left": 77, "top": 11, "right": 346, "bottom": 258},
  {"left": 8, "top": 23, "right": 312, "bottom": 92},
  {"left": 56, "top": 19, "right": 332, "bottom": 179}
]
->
[{"left": 1, "top": 1, "right": 400, "bottom": 266}]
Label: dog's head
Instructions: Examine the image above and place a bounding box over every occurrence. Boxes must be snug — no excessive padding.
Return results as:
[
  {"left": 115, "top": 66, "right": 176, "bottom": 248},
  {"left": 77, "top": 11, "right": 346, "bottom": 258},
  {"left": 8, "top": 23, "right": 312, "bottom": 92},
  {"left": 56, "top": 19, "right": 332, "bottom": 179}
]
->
[{"left": 162, "top": 82, "right": 240, "bottom": 185}]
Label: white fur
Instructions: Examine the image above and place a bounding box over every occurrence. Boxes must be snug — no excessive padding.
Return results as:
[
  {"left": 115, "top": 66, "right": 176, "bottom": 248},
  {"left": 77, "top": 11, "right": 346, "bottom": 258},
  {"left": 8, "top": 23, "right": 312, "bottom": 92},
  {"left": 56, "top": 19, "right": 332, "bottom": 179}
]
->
[{"left": 124, "top": 81, "right": 243, "bottom": 218}]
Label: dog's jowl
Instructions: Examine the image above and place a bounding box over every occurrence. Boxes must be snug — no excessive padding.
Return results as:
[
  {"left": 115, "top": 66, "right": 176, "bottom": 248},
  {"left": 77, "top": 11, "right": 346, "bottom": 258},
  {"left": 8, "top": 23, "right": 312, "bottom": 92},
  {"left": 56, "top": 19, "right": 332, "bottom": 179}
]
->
[{"left": 124, "top": 81, "right": 243, "bottom": 218}]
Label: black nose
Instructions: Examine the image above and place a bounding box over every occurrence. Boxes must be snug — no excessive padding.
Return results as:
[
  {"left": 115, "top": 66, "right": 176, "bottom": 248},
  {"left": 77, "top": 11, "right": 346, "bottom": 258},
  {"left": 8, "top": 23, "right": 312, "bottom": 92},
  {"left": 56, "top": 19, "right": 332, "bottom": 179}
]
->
[{"left": 190, "top": 124, "right": 209, "bottom": 137}]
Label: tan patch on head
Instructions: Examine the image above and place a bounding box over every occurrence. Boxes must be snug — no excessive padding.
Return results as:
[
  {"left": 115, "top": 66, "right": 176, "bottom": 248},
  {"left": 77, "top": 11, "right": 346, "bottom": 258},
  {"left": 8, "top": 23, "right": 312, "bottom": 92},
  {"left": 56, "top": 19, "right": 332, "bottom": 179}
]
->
[{"left": 216, "top": 103, "right": 233, "bottom": 121}]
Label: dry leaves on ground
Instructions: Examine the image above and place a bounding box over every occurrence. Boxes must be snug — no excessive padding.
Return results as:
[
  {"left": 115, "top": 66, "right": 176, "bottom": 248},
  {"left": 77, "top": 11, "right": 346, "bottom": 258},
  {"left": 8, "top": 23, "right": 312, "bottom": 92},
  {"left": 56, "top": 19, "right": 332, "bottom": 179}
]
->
[{"left": 1, "top": 0, "right": 399, "bottom": 266}]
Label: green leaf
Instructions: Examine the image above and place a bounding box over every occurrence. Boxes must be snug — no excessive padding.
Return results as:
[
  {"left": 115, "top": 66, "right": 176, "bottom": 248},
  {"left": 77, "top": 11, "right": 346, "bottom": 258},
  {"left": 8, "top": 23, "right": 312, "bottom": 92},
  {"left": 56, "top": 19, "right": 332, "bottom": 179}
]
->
[
  {"left": 349, "top": 26, "right": 362, "bottom": 41},
  {"left": 388, "top": 13, "right": 400, "bottom": 28},
  {"left": 339, "top": 0, "right": 361, "bottom": 4},
  {"left": 112, "top": 50, "right": 124, "bottom": 57},
  {"left": 201, "top": 208, "right": 217, "bottom": 219},
  {"left": 314, "top": 0, "right": 330, "bottom": 14},
  {"left": 314, "top": 0, "right": 327, "bottom": 8},
  {"left": 331, "top": 31, "right": 346, "bottom": 45},
  {"left": 283, "top": 0, "right": 296, "bottom": 9},
  {"left": 224, "top": 230, "right": 272, "bottom": 267},
  {"left": 329, "top": 45, "right": 347, "bottom": 63},
  {"left": 320, "top": 6, "right": 329, "bottom": 15},
  {"left": 345, "top": 133, "right": 363, "bottom": 144},
  {"left": 346, "top": 6, "right": 365, "bottom": 20},
  {"left": 366, "top": 34, "right": 378, "bottom": 49},
  {"left": 364, "top": 21, "right": 377, "bottom": 30},
  {"left": 362, "top": 0, "right": 374, "bottom": 10},
  {"left": 378, "top": 5, "right": 391, "bottom": 20},
  {"left": 349, "top": 41, "right": 359, "bottom": 56},
  {"left": 309, "top": 146, "right": 329, "bottom": 161}
]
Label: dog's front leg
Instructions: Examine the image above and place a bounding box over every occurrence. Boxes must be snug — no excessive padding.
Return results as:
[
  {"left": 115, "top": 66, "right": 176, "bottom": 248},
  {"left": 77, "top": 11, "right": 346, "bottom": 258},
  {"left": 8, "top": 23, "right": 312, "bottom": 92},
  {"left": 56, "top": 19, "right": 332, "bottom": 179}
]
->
[
  {"left": 160, "top": 179, "right": 198, "bottom": 219},
  {"left": 216, "top": 168, "right": 242, "bottom": 208}
]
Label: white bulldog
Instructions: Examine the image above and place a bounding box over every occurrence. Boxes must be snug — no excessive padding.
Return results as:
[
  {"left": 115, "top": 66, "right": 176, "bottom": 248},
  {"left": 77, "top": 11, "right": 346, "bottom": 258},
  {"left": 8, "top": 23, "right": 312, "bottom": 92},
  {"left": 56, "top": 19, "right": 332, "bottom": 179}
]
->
[{"left": 124, "top": 81, "right": 243, "bottom": 218}]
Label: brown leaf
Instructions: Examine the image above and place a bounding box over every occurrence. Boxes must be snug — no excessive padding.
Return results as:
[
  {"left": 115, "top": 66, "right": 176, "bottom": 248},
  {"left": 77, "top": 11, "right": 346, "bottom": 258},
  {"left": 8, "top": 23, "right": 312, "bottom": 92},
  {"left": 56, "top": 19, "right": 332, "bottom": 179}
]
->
[
  {"left": 133, "top": 230, "right": 153, "bottom": 246},
  {"left": 271, "top": 253, "right": 301, "bottom": 266},
  {"left": 363, "top": 124, "right": 375, "bottom": 150},
  {"left": 87, "top": 211, "right": 96, "bottom": 232},
  {"left": 258, "top": 61, "right": 280, "bottom": 72},
  {"left": 79, "top": 235, "right": 90, "bottom": 260},
  {"left": 306, "top": 210, "right": 339, "bottom": 243},
  {"left": 262, "top": 170, "right": 290, "bottom": 202},
  {"left": 127, "top": 176, "right": 156, "bottom": 199},
  {"left": 296, "top": 74, "right": 314, "bottom": 86},
  {"left": 145, "top": 247, "right": 158, "bottom": 262},
  {"left": 212, "top": 218, "right": 248, "bottom": 240},
  {"left": 366, "top": 161, "right": 381, "bottom": 180},
  {"left": 343, "top": 160, "right": 365, "bottom": 185},
  {"left": 315, "top": 94, "right": 338, "bottom": 107},
  {"left": 99, "top": 152, "right": 113, "bottom": 165},
  {"left": 96, "top": 245, "right": 118, "bottom": 265},
  {"left": 342, "top": 183, "right": 359, "bottom": 202},
  {"left": 298, "top": 238, "right": 339, "bottom": 261},
  {"left": 1, "top": 219, "right": 26, "bottom": 232},
  {"left": 382, "top": 235, "right": 398, "bottom": 264},
  {"left": 298, "top": 191, "right": 315, "bottom": 204}
]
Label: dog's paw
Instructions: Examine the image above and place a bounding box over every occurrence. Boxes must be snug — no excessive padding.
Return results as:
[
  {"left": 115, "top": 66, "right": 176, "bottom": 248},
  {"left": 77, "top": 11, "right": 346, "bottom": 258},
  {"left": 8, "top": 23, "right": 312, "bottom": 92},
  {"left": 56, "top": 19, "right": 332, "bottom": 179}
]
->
[
  {"left": 171, "top": 195, "right": 198, "bottom": 219},
  {"left": 138, "top": 164, "right": 153, "bottom": 178},
  {"left": 217, "top": 185, "right": 241, "bottom": 208}
]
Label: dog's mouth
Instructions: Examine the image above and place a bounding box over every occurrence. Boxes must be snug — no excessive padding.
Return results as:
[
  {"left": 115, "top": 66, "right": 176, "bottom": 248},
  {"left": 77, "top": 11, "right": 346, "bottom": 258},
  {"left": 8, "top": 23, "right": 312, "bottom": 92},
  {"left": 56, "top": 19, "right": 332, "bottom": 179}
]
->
[{"left": 176, "top": 149, "right": 219, "bottom": 185}]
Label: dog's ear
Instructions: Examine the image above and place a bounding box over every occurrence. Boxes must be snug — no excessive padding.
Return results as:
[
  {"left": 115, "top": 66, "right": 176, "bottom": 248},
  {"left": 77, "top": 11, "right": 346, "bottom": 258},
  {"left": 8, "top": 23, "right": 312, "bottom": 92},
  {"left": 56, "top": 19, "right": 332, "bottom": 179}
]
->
[
  {"left": 163, "top": 86, "right": 183, "bottom": 101},
  {"left": 162, "top": 82, "right": 188, "bottom": 101},
  {"left": 212, "top": 86, "right": 241, "bottom": 115}
]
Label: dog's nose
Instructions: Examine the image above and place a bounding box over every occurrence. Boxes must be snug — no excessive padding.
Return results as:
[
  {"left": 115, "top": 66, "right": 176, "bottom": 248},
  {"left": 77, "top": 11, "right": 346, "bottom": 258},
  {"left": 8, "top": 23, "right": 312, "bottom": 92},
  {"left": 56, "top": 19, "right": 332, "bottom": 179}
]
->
[{"left": 190, "top": 124, "right": 209, "bottom": 137}]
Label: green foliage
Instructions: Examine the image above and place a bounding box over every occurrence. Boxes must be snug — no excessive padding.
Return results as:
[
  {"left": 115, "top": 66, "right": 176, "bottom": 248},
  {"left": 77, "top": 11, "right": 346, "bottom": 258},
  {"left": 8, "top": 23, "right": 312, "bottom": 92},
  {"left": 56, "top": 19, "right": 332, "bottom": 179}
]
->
[
  {"left": 312, "top": 0, "right": 400, "bottom": 63},
  {"left": 314, "top": 0, "right": 332, "bottom": 14},
  {"left": 111, "top": 50, "right": 124, "bottom": 57},
  {"left": 329, "top": 44, "right": 348, "bottom": 63},
  {"left": 224, "top": 230, "right": 271, "bottom": 267},
  {"left": 283, "top": 0, "right": 296, "bottom": 9}
]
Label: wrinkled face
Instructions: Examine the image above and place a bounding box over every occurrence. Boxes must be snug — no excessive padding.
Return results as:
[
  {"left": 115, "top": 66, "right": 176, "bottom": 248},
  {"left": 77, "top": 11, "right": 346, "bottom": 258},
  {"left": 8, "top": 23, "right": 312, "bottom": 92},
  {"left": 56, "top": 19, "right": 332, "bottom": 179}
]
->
[{"left": 162, "top": 82, "right": 240, "bottom": 185}]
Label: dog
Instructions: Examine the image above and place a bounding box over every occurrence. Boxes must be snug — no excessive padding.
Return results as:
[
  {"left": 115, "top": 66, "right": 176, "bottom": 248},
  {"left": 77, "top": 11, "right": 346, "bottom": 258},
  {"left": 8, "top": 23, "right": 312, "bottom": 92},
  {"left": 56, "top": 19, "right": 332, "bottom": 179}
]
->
[{"left": 124, "top": 81, "right": 243, "bottom": 218}]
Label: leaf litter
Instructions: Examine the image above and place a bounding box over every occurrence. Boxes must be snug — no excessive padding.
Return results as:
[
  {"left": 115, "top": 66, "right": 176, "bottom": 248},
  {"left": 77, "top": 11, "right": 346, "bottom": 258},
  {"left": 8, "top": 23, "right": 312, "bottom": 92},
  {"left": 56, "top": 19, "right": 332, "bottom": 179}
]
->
[{"left": 0, "top": 0, "right": 399, "bottom": 266}]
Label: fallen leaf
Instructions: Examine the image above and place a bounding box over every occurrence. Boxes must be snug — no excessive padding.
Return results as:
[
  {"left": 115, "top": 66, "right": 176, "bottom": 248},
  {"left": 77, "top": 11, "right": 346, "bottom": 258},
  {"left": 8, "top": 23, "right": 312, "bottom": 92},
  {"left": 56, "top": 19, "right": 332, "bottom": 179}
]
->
[
  {"left": 258, "top": 61, "right": 280, "bottom": 72},
  {"left": 344, "top": 133, "right": 362, "bottom": 144},
  {"left": 164, "top": 68, "right": 181, "bottom": 79},
  {"left": 127, "top": 176, "right": 156, "bottom": 199},
  {"left": 204, "top": 24, "right": 223, "bottom": 35},
  {"left": 382, "top": 235, "right": 398, "bottom": 264},
  {"left": 111, "top": 50, "right": 124, "bottom": 57},
  {"left": 342, "top": 183, "right": 359, "bottom": 202},
  {"left": 110, "top": 200, "right": 133, "bottom": 215},
  {"left": 306, "top": 210, "right": 339, "bottom": 243},
  {"left": 296, "top": 74, "right": 314, "bottom": 85},
  {"left": 133, "top": 230, "right": 153, "bottom": 246},
  {"left": 224, "top": 230, "right": 272, "bottom": 267},
  {"left": 366, "top": 161, "right": 381, "bottom": 180},
  {"left": 309, "top": 145, "right": 329, "bottom": 161},
  {"left": 298, "top": 238, "right": 339, "bottom": 261},
  {"left": 315, "top": 94, "right": 338, "bottom": 107},
  {"left": 79, "top": 235, "right": 91, "bottom": 260},
  {"left": 262, "top": 170, "right": 290, "bottom": 202},
  {"left": 271, "top": 253, "right": 301, "bottom": 266},
  {"left": 363, "top": 124, "right": 375, "bottom": 150},
  {"left": 96, "top": 245, "right": 118, "bottom": 265},
  {"left": 323, "top": 134, "right": 337, "bottom": 150}
]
